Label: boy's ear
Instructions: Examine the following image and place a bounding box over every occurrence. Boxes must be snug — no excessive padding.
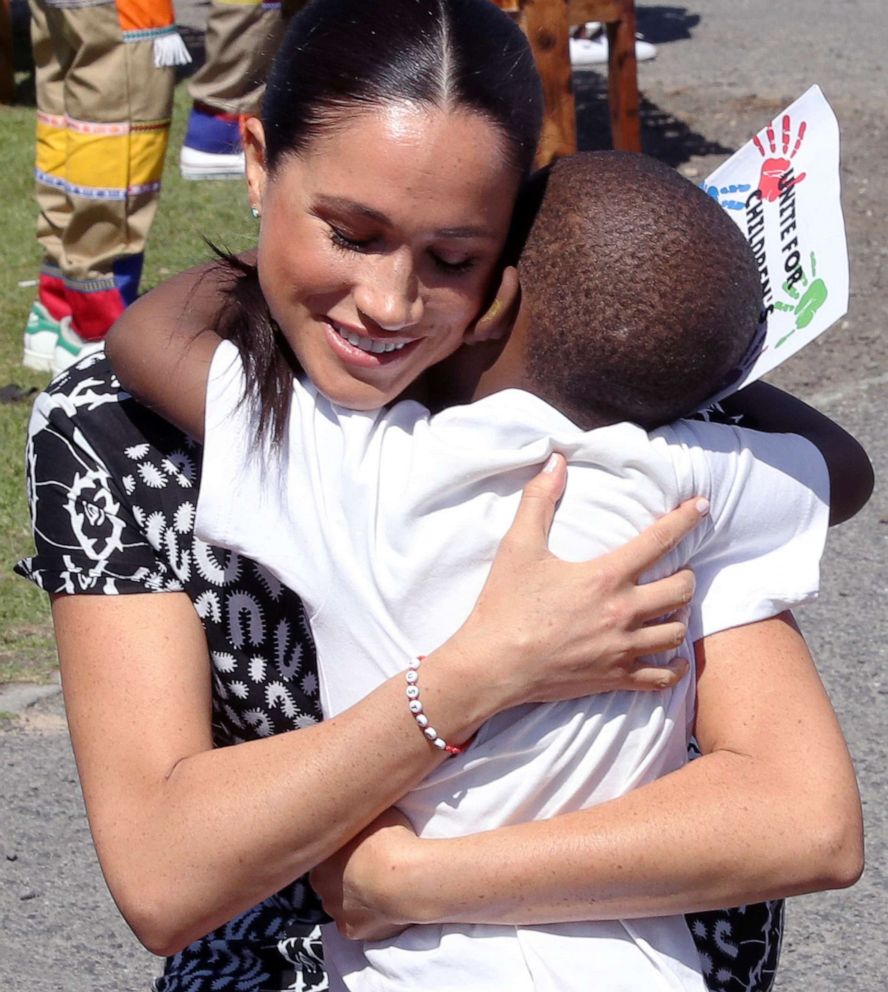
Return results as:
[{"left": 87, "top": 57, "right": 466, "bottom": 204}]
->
[
  {"left": 464, "top": 266, "right": 521, "bottom": 345},
  {"left": 243, "top": 117, "right": 269, "bottom": 214}
]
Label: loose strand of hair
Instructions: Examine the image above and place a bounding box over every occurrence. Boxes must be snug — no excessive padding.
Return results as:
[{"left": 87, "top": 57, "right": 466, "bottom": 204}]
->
[{"left": 207, "top": 244, "right": 299, "bottom": 447}]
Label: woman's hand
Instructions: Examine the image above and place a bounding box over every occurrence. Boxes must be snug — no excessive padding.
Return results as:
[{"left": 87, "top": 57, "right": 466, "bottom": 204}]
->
[
  {"left": 439, "top": 454, "right": 705, "bottom": 710},
  {"left": 310, "top": 810, "right": 418, "bottom": 941},
  {"left": 46, "top": 455, "right": 705, "bottom": 955}
]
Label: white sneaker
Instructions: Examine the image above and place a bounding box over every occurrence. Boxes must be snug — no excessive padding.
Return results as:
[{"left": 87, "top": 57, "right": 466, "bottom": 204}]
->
[
  {"left": 632, "top": 33, "right": 657, "bottom": 61},
  {"left": 570, "top": 22, "right": 657, "bottom": 67},
  {"left": 569, "top": 34, "right": 609, "bottom": 65},
  {"left": 22, "top": 300, "right": 61, "bottom": 372},
  {"left": 52, "top": 317, "right": 105, "bottom": 375},
  {"left": 180, "top": 145, "right": 246, "bottom": 181}
]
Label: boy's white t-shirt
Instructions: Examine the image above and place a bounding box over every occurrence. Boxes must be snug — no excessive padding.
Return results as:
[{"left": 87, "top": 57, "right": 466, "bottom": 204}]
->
[{"left": 197, "top": 341, "right": 829, "bottom": 992}]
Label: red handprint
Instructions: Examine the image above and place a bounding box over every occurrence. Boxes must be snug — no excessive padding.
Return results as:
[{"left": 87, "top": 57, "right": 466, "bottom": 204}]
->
[{"left": 754, "top": 114, "right": 808, "bottom": 202}]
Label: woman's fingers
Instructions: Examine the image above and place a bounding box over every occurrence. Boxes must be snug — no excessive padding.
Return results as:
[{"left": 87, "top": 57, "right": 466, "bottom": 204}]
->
[
  {"left": 609, "top": 497, "right": 709, "bottom": 578},
  {"left": 454, "top": 471, "right": 708, "bottom": 707},
  {"left": 632, "top": 569, "right": 696, "bottom": 624},
  {"left": 501, "top": 454, "right": 567, "bottom": 552},
  {"left": 626, "top": 657, "right": 690, "bottom": 691},
  {"left": 629, "top": 619, "right": 689, "bottom": 658}
]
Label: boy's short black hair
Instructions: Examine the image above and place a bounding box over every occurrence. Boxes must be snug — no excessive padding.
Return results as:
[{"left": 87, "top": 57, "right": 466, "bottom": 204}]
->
[{"left": 516, "top": 152, "right": 762, "bottom": 429}]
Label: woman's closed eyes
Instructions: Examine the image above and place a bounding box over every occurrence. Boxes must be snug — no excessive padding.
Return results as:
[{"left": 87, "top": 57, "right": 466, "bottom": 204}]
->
[{"left": 327, "top": 223, "right": 478, "bottom": 277}]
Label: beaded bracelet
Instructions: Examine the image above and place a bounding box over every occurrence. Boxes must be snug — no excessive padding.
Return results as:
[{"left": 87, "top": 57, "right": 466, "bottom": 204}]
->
[{"left": 407, "top": 656, "right": 471, "bottom": 756}]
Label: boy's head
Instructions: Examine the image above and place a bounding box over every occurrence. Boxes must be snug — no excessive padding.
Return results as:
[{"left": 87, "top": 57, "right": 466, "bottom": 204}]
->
[{"left": 512, "top": 151, "right": 762, "bottom": 429}]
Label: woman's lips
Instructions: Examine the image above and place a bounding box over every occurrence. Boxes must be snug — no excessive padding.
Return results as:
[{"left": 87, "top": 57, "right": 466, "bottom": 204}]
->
[{"left": 326, "top": 319, "right": 419, "bottom": 364}]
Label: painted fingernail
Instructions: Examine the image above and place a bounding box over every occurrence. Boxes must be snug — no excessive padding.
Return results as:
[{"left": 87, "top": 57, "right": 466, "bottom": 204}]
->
[
  {"left": 695, "top": 498, "right": 710, "bottom": 516},
  {"left": 543, "top": 453, "right": 560, "bottom": 474}
]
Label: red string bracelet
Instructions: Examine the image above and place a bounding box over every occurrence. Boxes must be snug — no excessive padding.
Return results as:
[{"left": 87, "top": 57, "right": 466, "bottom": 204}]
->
[{"left": 407, "top": 656, "right": 472, "bottom": 756}]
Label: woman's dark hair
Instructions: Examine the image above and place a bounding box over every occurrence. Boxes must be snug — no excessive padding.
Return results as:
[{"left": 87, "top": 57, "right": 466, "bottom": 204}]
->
[
  {"left": 265, "top": 0, "right": 542, "bottom": 175},
  {"left": 221, "top": 0, "right": 544, "bottom": 443}
]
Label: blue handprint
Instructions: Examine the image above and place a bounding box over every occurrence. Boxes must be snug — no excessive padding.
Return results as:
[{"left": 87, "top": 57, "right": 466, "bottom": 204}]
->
[{"left": 702, "top": 182, "right": 751, "bottom": 211}]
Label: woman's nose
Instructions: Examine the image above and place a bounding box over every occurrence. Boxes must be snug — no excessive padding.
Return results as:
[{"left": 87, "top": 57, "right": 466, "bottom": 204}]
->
[{"left": 354, "top": 251, "right": 424, "bottom": 331}]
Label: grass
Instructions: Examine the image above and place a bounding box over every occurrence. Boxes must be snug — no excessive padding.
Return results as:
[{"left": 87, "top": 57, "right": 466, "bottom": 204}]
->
[{"left": 0, "top": 79, "right": 256, "bottom": 683}]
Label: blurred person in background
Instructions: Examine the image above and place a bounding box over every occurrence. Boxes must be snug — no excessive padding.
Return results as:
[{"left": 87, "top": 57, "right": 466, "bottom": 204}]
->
[
  {"left": 179, "top": 0, "right": 306, "bottom": 180},
  {"left": 23, "top": 0, "right": 189, "bottom": 375}
]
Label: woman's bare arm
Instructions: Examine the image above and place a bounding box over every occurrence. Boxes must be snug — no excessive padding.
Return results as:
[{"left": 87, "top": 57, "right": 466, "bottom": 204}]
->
[
  {"left": 53, "top": 464, "right": 707, "bottom": 956},
  {"left": 721, "top": 381, "right": 874, "bottom": 525},
  {"left": 309, "top": 613, "right": 863, "bottom": 937}
]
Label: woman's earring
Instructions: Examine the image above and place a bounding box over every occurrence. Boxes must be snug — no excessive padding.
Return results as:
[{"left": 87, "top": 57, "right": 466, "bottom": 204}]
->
[{"left": 250, "top": 206, "right": 260, "bottom": 220}]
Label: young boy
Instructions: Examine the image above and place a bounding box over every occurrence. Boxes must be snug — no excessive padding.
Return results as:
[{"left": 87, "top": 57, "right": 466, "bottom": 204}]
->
[{"left": 194, "top": 153, "right": 830, "bottom": 991}]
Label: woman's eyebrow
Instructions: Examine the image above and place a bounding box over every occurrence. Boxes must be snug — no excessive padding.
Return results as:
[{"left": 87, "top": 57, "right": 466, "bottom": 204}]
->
[
  {"left": 315, "top": 195, "right": 495, "bottom": 239},
  {"left": 316, "top": 195, "right": 390, "bottom": 225},
  {"left": 435, "top": 225, "right": 498, "bottom": 240}
]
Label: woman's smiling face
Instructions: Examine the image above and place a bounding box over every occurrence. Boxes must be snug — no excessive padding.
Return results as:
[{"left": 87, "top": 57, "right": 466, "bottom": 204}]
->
[{"left": 246, "top": 103, "right": 522, "bottom": 410}]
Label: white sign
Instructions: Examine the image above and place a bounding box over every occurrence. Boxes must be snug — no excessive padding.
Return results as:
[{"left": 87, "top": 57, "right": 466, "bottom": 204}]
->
[{"left": 701, "top": 85, "right": 848, "bottom": 400}]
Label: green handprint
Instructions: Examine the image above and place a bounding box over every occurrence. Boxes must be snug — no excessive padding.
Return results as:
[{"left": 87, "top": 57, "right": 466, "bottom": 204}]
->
[{"left": 772, "top": 252, "right": 827, "bottom": 347}]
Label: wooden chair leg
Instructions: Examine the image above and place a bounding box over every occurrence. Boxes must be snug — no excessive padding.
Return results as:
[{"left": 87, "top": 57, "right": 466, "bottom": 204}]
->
[
  {"left": 490, "top": 0, "right": 641, "bottom": 161},
  {"left": 605, "top": 1, "right": 641, "bottom": 151},
  {"left": 522, "top": 0, "right": 577, "bottom": 166}
]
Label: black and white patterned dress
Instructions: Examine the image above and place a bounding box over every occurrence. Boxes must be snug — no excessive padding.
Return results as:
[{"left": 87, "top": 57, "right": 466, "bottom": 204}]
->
[
  {"left": 16, "top": 353, "right": 328, "bottom": 992},
  {"left": 15, "top": 354, "right": 783, "bottom": 992}
]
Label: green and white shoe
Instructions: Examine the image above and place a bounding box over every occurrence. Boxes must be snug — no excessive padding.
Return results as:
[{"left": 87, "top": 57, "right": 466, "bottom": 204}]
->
[
  {"left": 22, "top": 301, "right": 62, "bottom": 372},
  {"left": 52, "top": 317, "right": 105, "bottom": 375}
]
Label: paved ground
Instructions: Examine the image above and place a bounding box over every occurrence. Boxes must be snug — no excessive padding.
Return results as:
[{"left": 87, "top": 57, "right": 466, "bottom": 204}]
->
[{"left": 1, "top": 0, "right": 885, "bottom": 989}]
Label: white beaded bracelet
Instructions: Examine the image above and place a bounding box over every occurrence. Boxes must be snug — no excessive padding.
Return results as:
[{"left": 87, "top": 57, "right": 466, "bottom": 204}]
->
[{"left": 407, "top": 656, "right": 471, "bottom": 756}]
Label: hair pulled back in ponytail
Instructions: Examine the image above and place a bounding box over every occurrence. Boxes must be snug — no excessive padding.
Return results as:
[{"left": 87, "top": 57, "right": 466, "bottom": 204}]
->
[
  {"left": 263, "top": 0, "right": 542, "bottom": 176},
  {"left": 220, "top": 0, "right": 543, "bottom": 444}
]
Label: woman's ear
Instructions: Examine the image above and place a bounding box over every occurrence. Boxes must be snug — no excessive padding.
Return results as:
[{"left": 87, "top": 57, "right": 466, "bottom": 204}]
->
[
  {"left": 464, "top": 266, "right": 521, "bottom": 345},
  {"left": 243, "top": 117, "right": 269, "bottom": 215}
]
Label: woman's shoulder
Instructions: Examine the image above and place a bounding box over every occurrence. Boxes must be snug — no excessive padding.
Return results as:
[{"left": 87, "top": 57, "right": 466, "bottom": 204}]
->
[
  {"left": 20, "top": 354, "right": 204, "bottom": 597},
  {"left": 20, "top": 354, "right": 325, "bottom": 743},
  {"left": 32, "top": 352, "right": 200, "bottom": 474}
]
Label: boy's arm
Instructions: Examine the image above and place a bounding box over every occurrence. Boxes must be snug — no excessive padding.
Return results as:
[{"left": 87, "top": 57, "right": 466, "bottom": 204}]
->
[
  {"left": 105, "top": 259, "right": 249, "bottom": 440},
  {"left": 720, "top": 381, "right": 874, "bottom": 525}
]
